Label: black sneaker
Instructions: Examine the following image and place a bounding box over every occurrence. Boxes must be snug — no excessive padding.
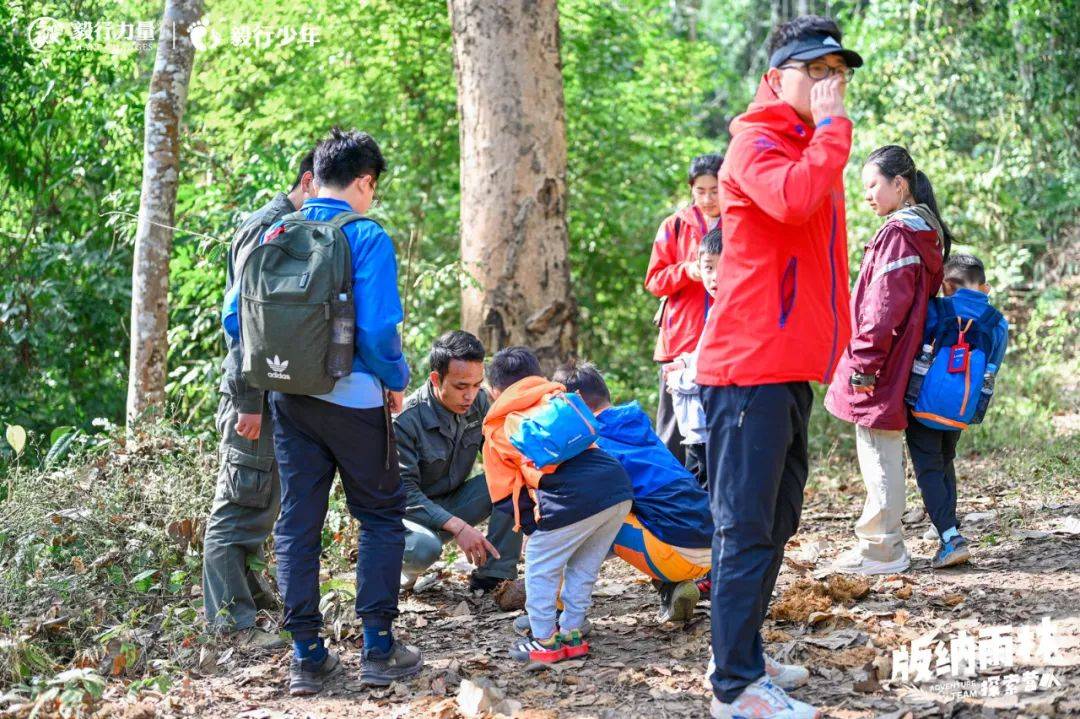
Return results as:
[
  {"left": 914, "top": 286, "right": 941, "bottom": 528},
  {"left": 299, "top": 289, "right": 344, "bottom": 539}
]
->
[
  {"left": 289, "top": 650, "right": 341, "bottom": 697},
  {"left": 656, "top": 580, "right": 700, "bottom": 623},
  {"left": 468, "top": 572, "right": 504, "bottom": 593},
  {"left": 360, "top": 641, "right": 424, "bottom": 686}
]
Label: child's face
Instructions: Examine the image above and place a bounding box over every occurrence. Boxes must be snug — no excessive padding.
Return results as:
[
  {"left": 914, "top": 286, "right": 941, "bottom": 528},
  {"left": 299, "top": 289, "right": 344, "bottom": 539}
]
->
[
  {"left": 690, "top": 174, "right": 721, "bottom": 218},
  {"left": 699, "top": 251, "right": 720, "bottom": 298}
]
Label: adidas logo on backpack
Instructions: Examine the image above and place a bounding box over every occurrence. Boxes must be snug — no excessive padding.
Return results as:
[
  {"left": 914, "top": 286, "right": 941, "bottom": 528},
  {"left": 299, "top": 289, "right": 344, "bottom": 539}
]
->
[{"left": 266, "top": 355, "right": 291, "bottom": 380}]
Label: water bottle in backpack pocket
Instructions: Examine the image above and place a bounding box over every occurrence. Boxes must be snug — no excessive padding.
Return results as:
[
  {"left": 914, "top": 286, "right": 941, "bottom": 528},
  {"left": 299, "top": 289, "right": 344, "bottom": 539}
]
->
[
  {"left": 506, "top": 391, "right": 599, "bottom": 469},
  {"left": 908, "top": 299, "right": 1003, "bottom": 431}
]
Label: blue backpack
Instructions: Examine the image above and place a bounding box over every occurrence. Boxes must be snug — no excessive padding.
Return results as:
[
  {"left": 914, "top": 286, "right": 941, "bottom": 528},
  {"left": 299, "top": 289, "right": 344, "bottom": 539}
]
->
[
  {"left": 908, "top": 297, "right": 1003, "bottom": 431},
  {"left": 506, "top": 391, "right": 599, "bottom": 469}
]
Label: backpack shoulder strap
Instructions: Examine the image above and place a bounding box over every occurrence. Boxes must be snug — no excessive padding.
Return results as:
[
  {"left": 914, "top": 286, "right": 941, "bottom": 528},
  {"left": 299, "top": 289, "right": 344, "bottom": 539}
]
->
[
  {"left": 328, "top": 211, "right": 365, "bottom": 230},
  {"left": 324, "top": 212, "right": 362, "bottom": 294}
]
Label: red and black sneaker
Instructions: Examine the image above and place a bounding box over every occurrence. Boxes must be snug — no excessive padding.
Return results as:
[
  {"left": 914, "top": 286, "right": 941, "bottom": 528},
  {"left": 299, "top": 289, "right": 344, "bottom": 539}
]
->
[
  {"left": 695, "top": 577, "right": 712, "bottom": 596},
  {"left": 509, "top": 635, "right": 566, "bottom": 664}
]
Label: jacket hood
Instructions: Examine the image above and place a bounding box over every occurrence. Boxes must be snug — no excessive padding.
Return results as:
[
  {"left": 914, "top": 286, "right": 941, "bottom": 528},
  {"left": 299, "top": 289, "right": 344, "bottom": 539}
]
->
[
  {"left": 595, "top": 402, "right": 656, "bottom": 447},
  {"left": 885, "top": 204, "right": 945, "bottom": 275},
  {"left": 484, "top": 376, "right": 565, "bottom": 427},
  {"left": 729, "top": 77, "right": 816, "bottom": 146},
  {"left": 949, "top": 287, "right": 992, "bottom": 315}
]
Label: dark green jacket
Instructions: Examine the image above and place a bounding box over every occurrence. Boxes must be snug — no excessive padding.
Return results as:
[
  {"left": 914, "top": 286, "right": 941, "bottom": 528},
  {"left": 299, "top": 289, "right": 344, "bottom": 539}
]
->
[
  {"left": 218, "top": 192, "right": 296, "bottom": 413},
  {"left": 394, "top": 380, "right": 491, "bottom": 531}
]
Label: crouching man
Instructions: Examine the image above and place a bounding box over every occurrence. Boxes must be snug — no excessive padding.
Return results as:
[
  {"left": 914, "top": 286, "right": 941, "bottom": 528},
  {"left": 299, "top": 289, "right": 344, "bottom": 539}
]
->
[{"left": 394, "top": 331, "right": 522, "bottom": 592}]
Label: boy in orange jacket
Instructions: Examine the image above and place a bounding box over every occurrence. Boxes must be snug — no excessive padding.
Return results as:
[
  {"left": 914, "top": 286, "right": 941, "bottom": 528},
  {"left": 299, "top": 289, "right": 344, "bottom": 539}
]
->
[{"left": 483, "top": 347, "right": 632, "bottom": 664}]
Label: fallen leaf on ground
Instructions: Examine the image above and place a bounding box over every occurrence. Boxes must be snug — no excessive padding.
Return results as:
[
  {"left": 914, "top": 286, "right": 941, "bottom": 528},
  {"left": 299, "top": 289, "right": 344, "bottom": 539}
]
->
[
  {"left": 492, "top": 579, "right": 526, "bottom": 611},
  {"left": 769, "top": 576, "right": 869, "bottom": 622}
]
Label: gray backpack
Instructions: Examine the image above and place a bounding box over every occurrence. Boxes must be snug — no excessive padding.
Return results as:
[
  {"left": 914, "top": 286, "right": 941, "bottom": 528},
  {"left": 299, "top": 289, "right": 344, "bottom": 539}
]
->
[{"left": 238, "top": 211, "right": 359, "bottom": 395}]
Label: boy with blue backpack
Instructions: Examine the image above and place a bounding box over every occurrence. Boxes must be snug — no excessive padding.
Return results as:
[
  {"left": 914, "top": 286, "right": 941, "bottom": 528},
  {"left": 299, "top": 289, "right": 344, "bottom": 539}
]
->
[
  {"left": 482, "top": 347, "right": 632, "bottom": 665},
  {"left": 905, "top": 253, "right": 1008, "bottom": 568}
]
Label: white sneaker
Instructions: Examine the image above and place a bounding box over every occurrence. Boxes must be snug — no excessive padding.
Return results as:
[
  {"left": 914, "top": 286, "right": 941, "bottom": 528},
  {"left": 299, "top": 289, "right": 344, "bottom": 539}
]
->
[
  {"left": 765, "top": 653, "right": 809, "bottom": 689},
  {"left": 830, "top": 547, "right": 910, "bottom": 575},
  {"left": 399, "top": 572, "right": 418, "bottom": 592},
  {"left": 706, "top": 652, "right": 810, "bottom": 691},
  {"left": 710, "top": 675, "right": 819, "bottom": 718},
  {"left": 921, "top": 525, "right": 938, "bottom": 541}
]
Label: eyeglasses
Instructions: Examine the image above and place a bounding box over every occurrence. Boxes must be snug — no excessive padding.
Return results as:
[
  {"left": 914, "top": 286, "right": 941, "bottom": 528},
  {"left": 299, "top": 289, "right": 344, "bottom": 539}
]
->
[
  {"left": 779, "top": 61, "right": 854, "bottom": 83},
  {"left": 362, "top": 174, "right": 381, "bottom": 207}
]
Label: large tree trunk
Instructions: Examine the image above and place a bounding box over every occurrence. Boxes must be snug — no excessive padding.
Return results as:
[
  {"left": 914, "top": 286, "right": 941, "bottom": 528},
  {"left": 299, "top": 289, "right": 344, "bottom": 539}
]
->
[
  {"left": 448, "top": 0, "right": 575, "bottom": 371},
  {"left": 126, "top": 0, "right": 202, "bottom": 429}
]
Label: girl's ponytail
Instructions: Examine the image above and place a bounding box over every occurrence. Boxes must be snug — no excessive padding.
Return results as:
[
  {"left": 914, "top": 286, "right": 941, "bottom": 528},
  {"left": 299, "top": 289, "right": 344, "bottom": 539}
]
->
[{"left": 913, "top": 170, "right": 953, "bottom": 260}]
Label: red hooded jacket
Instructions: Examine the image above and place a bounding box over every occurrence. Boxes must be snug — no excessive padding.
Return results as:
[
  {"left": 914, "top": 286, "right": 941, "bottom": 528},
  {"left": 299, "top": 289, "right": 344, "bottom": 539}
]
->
[
  {"left": 696, "top": 79, "right": 853, "bottom": 387},
  {"left": 824, "top": 206, "right": 944, "bottom": 430},
  {"left": 645, "top": 205, "right": 716, "bottom": 361}
]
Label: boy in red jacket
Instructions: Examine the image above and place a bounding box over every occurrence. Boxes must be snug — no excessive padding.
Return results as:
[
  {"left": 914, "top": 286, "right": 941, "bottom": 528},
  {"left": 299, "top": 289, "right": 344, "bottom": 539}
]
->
[
  {"left": 645, "top": 153, "right": 723, "bottom": 468},
  {"left": 696, "top": 16, "right": 861, "bottom": 719}
]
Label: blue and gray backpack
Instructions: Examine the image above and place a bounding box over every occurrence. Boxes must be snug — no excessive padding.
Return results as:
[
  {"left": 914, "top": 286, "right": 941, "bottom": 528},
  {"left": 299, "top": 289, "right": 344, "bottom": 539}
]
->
[{"left": 907, "top": 297, "right": 1004, "bottom": 431}]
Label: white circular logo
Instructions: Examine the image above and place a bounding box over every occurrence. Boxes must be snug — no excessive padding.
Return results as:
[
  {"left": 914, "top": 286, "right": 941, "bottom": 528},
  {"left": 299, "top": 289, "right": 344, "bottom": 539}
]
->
[{"left": 27, "top": 16, "right": 65, "bottom": 51}]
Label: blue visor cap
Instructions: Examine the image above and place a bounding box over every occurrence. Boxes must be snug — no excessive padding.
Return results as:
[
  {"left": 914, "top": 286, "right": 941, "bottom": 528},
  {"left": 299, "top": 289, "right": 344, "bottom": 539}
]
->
[{"left": 769, "top": 33, "right": 863, "bottom": 69}]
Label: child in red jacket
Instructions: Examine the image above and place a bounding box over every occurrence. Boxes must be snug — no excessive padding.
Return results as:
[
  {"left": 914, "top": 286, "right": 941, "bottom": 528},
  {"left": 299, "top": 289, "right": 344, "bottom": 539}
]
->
[{"left": 825, "top": 145, "right": 950, "bottom": 576}]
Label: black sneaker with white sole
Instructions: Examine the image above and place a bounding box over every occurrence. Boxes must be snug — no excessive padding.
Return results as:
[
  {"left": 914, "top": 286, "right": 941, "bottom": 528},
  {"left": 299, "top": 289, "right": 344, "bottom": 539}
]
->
[
  {"left": 289, "top": 650, "right": 342, "bottom": 697},
  {"left": 360, "top": 641, "right": 424, "bottom": 686},
  {"left": 656, "top": 580, "right": 700, "bottom": 623}
]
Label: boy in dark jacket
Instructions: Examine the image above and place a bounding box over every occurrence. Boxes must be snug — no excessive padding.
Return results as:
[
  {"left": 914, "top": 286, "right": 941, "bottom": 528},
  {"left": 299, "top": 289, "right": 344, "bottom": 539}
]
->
[
  {"left": 554, "top": 360, "right": 711, "bottom": 623},
  {"left": 908, "top": 254, "right": 1008, "bottom": 569},
  {"left": 482, "top": 347, "right": 632, "bottom": 665}
]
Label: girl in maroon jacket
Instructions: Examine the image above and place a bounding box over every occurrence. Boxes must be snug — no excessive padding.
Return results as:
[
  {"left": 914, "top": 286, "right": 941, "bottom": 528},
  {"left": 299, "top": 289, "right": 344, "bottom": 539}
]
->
[{"left": 825, "top": 145, "right": 951, "bottom": 575}]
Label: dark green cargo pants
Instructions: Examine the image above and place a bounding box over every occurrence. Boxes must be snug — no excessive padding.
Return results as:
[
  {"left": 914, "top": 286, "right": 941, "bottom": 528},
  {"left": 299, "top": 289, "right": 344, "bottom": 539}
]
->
[{"left": 201, "top": 393, "right": 281, "bottom": 632}]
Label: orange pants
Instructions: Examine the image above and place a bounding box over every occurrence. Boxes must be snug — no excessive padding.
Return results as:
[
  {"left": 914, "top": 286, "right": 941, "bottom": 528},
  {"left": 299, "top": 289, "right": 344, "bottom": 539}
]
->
[{"left": 611, "top": 513, "right": 709, "bottom": 582}]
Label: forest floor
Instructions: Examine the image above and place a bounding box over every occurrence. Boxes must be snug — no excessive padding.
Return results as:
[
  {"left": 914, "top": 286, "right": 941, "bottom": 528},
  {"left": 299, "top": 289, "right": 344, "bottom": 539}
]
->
[{"left": 72, "top": 446, "right": 1078, "bottom": 719}]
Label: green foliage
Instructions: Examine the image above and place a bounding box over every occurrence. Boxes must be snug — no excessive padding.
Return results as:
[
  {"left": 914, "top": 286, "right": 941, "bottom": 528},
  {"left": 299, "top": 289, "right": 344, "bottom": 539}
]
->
[
  {"left": 0, "top": 0, "right": 144, "bottom": 445},
  {"left": 1, "top": 0, "right": 1077, "bottom": 460},
  {"left": 0, "top": 425, "right": 214, "bottom": 691}
]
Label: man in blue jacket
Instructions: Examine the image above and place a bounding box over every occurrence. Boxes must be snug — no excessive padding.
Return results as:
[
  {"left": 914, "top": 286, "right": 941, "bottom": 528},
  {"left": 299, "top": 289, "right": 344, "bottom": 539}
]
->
[{"left": 222, "top": 128, "right": 422, "bottom": 695}]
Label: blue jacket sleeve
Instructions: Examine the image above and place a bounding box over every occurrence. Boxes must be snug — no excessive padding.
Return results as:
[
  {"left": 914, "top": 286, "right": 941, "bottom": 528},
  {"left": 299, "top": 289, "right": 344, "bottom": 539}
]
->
[
  {"left": 222, "top": 283, "right": 240, "bottom": 339},
  {"left": 352, "top": 224, "right": 410, "bottom": 391},
  {"left": 988, "top": 316, "right": 1009, "bottom": 373}
]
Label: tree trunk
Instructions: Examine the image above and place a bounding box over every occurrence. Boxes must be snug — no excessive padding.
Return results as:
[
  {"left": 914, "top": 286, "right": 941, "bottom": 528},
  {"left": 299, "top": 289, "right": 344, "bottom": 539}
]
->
[
  {"left": 126, "top": 0, "right": 202, "bottom": 429},
  {"left": 448, "top": 0, "right": 575, "bottom": 372}
]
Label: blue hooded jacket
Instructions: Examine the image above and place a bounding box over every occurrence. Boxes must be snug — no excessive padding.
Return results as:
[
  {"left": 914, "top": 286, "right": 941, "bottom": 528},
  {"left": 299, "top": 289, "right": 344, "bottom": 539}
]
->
[
  {"left": 924, "top": 288, "right": 1009, "bottom": 372},
  {"left": 595, "top": 402, "right": 713, "bottom": 549}
]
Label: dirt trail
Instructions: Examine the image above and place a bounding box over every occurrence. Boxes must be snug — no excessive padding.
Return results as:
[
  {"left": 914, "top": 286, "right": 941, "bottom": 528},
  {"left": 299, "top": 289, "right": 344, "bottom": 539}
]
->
[{"left": 112, "top": 455, "right": 1080, "bottom": 719}]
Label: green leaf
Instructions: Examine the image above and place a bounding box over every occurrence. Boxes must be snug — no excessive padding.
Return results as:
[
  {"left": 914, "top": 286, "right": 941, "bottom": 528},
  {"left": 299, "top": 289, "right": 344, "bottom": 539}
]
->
[
  {"left": 5, "top": 425, "right": 26, "bottom": 455},
  {"left": 130, "top": 569, "right": 158, "bottom": 592},
  {"left": 49, "top": 426, "right": 74, "bottom": 446}
]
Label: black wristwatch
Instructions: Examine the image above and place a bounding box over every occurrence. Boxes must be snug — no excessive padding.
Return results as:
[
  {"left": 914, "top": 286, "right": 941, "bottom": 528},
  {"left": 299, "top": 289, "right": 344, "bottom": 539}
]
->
[{"left": 850, "top": 371, "right": 876, "bottom": 388}]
